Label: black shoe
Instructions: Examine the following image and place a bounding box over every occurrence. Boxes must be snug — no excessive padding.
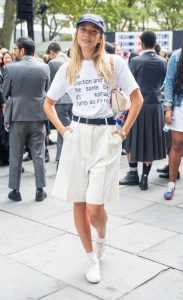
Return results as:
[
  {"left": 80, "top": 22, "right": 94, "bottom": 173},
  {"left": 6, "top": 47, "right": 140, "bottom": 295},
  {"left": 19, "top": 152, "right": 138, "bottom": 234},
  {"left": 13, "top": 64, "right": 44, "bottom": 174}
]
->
[
  {"left": 157, "top": 165, "right": 169, "bottom": 173},
  {"left": 23, "top": 153, "right": 32, "bottom": 162},
  {"left": 45, "top": 152, "right": 50, "bottom": 163},
  {"left": 0, "top": 160, "right": 9, "bottom": 166},
  {"left": 35, "top": 189, "right": 47, "bottom": 202},
  {"left": 139, "top": 175, "right": 148, "bottom": 190},
  {"left": 121, "top": 149, "right": 127, "bottom": 155},
  {"left": 21, "top": 167, "right": 25, "bottom": 173},
  {"left": 119, "top": 171, "right": 139, "bottom": 185},
  {"left": 56, "top": 161, "right": 59, "bottom": 172},
  {"left": 8, "top": 190, "right": 22, "bottom": 201},
  {"left": 159, "top": 171, "right": 180, "bottom": 179},
  {"left": 48, "top": 139, "right": 57, "bottom": 145}
]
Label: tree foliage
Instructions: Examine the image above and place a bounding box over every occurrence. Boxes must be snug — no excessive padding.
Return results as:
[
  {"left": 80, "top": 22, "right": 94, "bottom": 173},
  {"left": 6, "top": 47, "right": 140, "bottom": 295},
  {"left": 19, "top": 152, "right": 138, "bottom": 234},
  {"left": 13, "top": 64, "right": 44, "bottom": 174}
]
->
[
  {"left": 0, "top": 0, "right": 16, "bottom": 49},
  {"left": 35, "top": 0, "right": 96, "bottom": 41},
  {"left": 153, "top": 0, "right": 183, "bottom": 30},
  {"left": 0, "top": 0, "right": 183, "bottom": 49},
  {"left": 35, "top": 0, "right": 183, "bottom": 40}
]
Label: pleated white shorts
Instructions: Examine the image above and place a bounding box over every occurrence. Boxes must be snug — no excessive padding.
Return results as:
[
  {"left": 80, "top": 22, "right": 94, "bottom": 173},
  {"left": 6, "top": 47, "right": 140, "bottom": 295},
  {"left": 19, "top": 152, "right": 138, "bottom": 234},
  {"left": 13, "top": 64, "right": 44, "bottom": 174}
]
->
[{"left": 52, "top": 121, "right": 122, "bottom": 204}]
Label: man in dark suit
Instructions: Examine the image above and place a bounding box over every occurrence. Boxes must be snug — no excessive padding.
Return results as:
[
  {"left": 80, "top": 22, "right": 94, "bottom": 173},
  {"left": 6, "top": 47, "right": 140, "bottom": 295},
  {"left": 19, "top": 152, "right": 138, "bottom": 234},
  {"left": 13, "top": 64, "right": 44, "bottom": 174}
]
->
[
  {"left": 3, "top": 37, "right": 50, "bottom": 202},
  {"left": 47, "top": 43, "right": 72, "bottom": 164},
  {"left": 119, "top": 31, "right": 167, "bottom": 190}
]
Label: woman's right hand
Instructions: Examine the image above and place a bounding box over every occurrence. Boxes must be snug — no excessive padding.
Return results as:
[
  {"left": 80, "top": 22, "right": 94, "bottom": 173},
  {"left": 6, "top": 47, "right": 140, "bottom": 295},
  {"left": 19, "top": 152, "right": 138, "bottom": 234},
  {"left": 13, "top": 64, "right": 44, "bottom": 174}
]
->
[
  {"left": 60, "top": 126, "right": 73, "bottom": 137},
  {"left": 165, "top": 110, "right": 173, "bottom": 125}
]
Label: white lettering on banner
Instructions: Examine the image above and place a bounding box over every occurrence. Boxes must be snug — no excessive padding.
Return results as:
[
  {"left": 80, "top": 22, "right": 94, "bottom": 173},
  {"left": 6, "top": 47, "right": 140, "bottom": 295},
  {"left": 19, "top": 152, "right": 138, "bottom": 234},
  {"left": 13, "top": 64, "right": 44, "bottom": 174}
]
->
[{"left": 74, "top": 75, "right": 110, "bottom": 107}]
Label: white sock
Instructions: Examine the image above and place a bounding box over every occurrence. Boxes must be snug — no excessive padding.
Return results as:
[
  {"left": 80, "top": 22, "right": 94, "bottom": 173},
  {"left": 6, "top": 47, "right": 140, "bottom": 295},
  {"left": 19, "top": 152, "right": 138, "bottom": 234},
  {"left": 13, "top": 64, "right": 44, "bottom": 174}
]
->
[
  {"left": 97, "top": 236, "right": 106, "bottom": 245},
  {"left": 130, "top": 167, "right": 137, "bottom": 172},
  {"left": 168, "top": 181, "right": 175, "bottom": 189},
  {"left": 86, "top": 251, "right": 96, "bottom": 261}
]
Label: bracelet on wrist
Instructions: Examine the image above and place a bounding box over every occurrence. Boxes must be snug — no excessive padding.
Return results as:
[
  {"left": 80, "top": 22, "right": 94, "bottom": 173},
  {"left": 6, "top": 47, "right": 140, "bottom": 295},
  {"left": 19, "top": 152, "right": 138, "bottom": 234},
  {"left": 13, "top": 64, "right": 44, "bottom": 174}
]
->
[{"left": 120, "top": 129, "right": 127, "bottom": 140}]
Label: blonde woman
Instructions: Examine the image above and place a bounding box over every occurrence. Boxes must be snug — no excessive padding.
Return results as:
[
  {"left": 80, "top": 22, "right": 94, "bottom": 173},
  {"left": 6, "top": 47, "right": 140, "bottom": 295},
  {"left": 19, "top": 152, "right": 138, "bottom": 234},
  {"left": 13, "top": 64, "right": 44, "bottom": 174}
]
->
[{"left": 44, "top": 14, "right": 143, "bottom": 283}]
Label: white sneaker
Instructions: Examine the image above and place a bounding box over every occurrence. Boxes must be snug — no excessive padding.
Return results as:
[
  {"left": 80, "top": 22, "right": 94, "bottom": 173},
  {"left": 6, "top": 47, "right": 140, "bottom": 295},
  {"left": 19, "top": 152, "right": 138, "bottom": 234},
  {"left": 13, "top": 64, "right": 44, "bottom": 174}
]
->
[
  {"left": 85, "top": 258, "right": 100, "bottom": 283},
  {"left": 164, "top": 182, "right": 175, "bottom": 201},
  {"left": 96, "top": 241, "right": 106, "bottom": 260}
]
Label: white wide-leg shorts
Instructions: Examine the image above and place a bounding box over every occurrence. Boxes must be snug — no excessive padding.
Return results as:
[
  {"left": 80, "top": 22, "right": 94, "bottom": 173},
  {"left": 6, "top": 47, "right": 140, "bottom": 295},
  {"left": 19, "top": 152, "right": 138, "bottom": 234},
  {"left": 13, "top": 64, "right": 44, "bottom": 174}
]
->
[
  {"left": 52, "top": 121, "right": 122, "bottom": 204},
  {"left": 171, "top": 100, "right": 183, "bottom": 132}
]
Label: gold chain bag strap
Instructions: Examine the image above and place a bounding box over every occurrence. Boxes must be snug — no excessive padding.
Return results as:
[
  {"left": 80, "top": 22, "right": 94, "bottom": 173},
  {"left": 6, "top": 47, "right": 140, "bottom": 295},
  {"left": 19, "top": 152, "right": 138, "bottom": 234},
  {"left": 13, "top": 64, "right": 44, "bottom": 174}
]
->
[{"left": 109, "top": 55, "right": 131, "bottom": 113}]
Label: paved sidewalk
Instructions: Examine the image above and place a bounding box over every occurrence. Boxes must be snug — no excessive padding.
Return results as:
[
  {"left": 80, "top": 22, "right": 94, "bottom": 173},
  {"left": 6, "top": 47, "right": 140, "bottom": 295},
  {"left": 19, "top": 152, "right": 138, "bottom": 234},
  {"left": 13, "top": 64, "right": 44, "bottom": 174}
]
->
[{"left": 0, "top": 136, "right": 183, "bottom": 300}]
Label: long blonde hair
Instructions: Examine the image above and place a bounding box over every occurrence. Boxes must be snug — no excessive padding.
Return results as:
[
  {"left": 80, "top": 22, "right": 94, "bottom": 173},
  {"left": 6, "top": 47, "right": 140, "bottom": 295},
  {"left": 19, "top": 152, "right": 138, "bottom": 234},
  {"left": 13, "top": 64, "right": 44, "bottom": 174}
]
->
[{"left": 66, "top": 29, "right": 113, "bottom": 85}]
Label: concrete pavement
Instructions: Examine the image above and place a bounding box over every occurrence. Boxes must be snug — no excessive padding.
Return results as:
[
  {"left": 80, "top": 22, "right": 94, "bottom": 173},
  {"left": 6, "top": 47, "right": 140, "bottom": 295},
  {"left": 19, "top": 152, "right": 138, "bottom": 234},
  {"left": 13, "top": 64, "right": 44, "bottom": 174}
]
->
[{"left": 0, "top": 135, "right": 183, "bottom": 300}]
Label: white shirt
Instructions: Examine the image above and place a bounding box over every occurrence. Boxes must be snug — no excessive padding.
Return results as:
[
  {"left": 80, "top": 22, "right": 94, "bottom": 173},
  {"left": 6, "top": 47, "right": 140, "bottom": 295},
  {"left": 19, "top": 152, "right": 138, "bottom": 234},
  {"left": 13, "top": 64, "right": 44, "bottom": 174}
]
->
[{"left": 47, "top": 54, "right": 139, "bottom": 119}]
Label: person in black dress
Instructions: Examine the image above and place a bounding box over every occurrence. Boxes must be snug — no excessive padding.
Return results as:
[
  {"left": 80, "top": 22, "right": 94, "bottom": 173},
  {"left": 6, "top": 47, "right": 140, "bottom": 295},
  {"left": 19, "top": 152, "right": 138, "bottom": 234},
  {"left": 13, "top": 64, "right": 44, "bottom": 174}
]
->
[{"left": 119, "top": 31, "right": 167, "bottom": 190}]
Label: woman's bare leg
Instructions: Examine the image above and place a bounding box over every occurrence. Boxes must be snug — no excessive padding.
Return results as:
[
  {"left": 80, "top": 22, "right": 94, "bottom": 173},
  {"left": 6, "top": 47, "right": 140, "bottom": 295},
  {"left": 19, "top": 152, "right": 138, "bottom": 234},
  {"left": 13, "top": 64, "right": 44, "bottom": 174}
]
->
[
  {"left": 86, "top": 204, "right": 108, "bottom": 239},
  {"left": 74, "top": 202, "right": 93, "bottom": 253},
  {"left": 74, "top": 202, "right": 108, "bottom": 253},
  {"left": 169, "top": 131, "right": 183, "bottom": 182}
]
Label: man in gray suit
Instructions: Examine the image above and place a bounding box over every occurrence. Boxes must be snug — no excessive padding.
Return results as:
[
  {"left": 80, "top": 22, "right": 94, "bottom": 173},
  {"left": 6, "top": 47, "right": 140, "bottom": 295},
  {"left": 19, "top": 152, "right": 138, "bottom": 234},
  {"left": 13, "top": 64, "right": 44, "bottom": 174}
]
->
[
  {"left": 47, "top": 43, "right": 72, "bottom": 164},
  {"left": 3, "top": 37, "right": 50, "bottom": 202}
]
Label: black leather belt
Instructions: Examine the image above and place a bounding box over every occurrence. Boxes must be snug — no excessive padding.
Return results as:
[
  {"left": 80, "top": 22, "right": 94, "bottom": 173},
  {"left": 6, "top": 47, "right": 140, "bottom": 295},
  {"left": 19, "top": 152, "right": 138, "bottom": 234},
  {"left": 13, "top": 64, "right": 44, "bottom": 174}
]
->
[{"left": 73, "top": 115, "right": 115, "bottom": 125}]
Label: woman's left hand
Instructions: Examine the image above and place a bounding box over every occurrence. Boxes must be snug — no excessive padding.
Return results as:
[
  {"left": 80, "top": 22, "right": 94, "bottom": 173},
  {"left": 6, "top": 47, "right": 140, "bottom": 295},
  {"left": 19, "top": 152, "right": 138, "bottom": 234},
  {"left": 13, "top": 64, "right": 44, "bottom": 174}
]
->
[
  {"left": 112, "top": 129, "right": 125, "bottom": 141},
  {"left": 2, "top": 103, "right": 6, "bottom": 116}
]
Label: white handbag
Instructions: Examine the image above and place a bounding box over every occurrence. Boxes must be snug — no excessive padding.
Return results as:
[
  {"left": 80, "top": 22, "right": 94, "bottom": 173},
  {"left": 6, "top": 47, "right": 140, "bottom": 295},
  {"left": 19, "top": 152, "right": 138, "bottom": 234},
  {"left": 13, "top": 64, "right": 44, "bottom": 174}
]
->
[
  {"left": 110, "top": 55, "right": 131, "bottom": 113},
  {"left": 111, "top": 88, "right": 131, "bottom": 112}
]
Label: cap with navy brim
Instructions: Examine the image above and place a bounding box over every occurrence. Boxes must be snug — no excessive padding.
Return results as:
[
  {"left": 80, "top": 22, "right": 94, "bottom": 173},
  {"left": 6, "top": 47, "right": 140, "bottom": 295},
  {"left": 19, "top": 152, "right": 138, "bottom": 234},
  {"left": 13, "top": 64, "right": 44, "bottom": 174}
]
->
[{"left": 76, "top": 13, "right": 105, "bottom": 33}]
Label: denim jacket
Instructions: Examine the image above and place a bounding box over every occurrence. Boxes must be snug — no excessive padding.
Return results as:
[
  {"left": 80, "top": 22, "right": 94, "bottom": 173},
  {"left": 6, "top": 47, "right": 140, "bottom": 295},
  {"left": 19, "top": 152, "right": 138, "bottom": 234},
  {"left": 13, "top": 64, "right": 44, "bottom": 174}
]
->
[{"left": 164, "top": 49, "right": 183, "bottom": 107}]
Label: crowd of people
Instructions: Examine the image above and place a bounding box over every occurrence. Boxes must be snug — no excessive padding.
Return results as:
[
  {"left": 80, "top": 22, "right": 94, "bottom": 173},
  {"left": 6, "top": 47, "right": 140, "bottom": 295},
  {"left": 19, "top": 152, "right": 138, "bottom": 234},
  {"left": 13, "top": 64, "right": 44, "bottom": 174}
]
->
[
  {"left": 0, "top": 13, "right": 182, "bottom": 284},
  {"left": 0, "top": 48, "right": 13, "bottom": 166}
]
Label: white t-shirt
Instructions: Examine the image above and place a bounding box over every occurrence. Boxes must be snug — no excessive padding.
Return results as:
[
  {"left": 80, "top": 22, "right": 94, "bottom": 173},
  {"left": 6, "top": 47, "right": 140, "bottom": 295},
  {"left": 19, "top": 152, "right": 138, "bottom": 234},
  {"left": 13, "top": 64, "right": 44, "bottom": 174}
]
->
[{"left": 47, "top": 54, "right": 139, "bottom": 119}]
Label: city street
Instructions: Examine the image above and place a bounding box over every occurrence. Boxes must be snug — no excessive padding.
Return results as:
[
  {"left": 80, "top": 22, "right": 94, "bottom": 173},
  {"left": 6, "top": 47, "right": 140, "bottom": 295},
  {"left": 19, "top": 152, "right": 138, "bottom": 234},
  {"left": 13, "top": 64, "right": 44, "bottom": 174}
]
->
[{"left": 0, "top": 132, "right": 183, "bottom": 300}]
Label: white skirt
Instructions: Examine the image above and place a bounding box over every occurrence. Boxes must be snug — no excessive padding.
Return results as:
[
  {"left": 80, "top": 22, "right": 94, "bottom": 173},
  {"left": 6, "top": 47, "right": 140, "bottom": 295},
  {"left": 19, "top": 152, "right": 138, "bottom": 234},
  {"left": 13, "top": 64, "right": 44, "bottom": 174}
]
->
[{"left": 171, "top": 100, "right": 183, "bottom": 132}]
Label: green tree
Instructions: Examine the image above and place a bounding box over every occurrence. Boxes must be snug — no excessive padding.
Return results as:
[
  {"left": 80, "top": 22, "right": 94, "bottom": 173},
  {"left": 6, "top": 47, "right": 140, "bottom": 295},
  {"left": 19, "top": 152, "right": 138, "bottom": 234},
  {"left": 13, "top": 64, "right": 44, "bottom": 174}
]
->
[
  {"left": 84, "top": 0, "right": 145, "bottom": 31},
  {"left": 35, "top": 0, "right": 183, "bottom": 41},
  {"left": 153, "top": 0, "right": 183, "bottom": 30},
  {"left": 35, "top": 0, "right": 95, "bottom": 41},
  {"left": 0, "top": 0, "right": 16, "bottom": 49},
  {"left": 130, "top": 0, "right": 155, "bottom": 31}
]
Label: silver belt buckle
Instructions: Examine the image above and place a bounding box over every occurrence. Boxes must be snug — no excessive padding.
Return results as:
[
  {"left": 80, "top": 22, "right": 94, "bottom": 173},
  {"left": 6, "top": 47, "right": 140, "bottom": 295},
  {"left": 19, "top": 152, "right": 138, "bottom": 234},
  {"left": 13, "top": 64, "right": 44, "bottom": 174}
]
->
[{"left": 86, "top": 118, "right": 93, "bottom": 126}]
